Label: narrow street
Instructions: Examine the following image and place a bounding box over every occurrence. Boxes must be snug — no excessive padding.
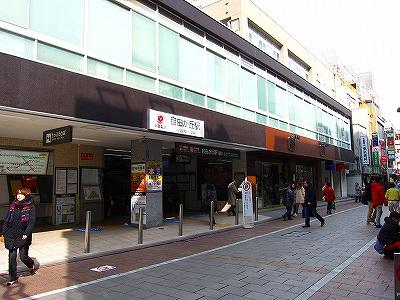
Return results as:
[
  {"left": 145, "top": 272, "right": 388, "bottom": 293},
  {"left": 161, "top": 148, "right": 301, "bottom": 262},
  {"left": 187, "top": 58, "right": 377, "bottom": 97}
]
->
[{"left": 1, "top": 202, "right": 393, "bottom": 300}]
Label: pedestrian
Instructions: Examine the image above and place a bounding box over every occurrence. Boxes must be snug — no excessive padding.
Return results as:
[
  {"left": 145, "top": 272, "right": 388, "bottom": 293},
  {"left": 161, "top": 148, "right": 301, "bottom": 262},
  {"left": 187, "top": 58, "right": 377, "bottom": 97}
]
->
[
  {"left": 376, "top": 211, "right": 400, "bottom": 258},
  {"left": 282, "top": 182, "right": 295, "bottom": 221},
  {"left": 322, "top": 182, "right": 335, "bottom": 215},
  {"left": 302, "top": 180, "right": 325, "bottom": 228},
  {"left": 293, "top": 182, "right": 305, "bottom": 217},
  {"left": 371, "top": 178, "right": 387, "bottom": 228},
  {"left": 1, "top": 188, "right": 36, "bottom": 286},
  {"left": 364, "top": 177, "right": 376, "bottom": 223},
  {"left": 355, "top": 182, "right": 362, "bottom": 203},
  {"left": 385, "top": 182, "right": 400, "bottom": 213},
  {"left": 227, "top": 179, "right": 239, "bottom": 216}
]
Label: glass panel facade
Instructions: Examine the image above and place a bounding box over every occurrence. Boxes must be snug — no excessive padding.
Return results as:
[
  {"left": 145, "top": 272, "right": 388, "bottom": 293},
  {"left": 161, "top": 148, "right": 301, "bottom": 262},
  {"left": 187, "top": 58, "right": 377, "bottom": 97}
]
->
[
  {"left": 269, "top": 117, "right": 279, "bottom": 128},
  {"left": 180, "top": 37, "right": 205, "bottom": 89},
  {"left": 207, "top": 97, "right": 224, "bottom": 111},
  {"left": 88, "top": 0, "right": 130, "bottom": 63},
  {"left": 256, "top": 113, "right": 267, "bottom": 125},
  {"left": 37, "top": 43, "right": 82, "bottom": 71},
  {"left": 132, "top": 12, "right": 156, "bottom": 71},
  {"left": 275, "top": 86, "right": 287, "bottom": 119},
  {"left": 243, "top": 109, "right": 256, "bottom": 121},
  {"left": 226, "top": 103, "right": 241, "bottom": 117},
  {"left": 30, "top": 0, "right": 83, "bottom": 46},
  {"left": 257, "top": 76, "right": 267, "bottom": 111},
  {"left": 87, "top": 58, "right": 123, "bottom": 83},
  {"left": 159, "top": 81, "right": 183, "bottom": 100},
  {"left": 267, "top": 81, "right": 276, "bottom": 115},
  {"left": 0, "top": 29, "right": 33, "bottom": 58},
  {"left": 227, "top": 60, "right": 240, "bottom": 102},
  {"left": 241, "top": 68, "right": 257, "bottom": 109},
  {"left": 0, "top": 0, "right": 28, "bottom": 27},
  {"left": 159, "top": 25, "right": 179, "bottom": 80},
  {"left": 185, "top": 90, "right": 204, "bottom": 106},
  {"left": 207, "top": 50, "right": 225, "bottom": 98},
  {"left": 126, "top": 71, "right": 155, "bottom": 92}
]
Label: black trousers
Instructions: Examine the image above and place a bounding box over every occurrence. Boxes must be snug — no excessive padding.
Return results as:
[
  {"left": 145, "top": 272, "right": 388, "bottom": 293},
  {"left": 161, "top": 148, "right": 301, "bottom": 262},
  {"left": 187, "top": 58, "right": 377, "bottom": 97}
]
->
[
  {"left": 9, "top": 244, "right": 34, "bottom": 281},
  {"left": 304, "top": 206, "right": 324, "bottom": 226},
  {"left": 227, "top": 205, "right": 236, "bottom": 216}
]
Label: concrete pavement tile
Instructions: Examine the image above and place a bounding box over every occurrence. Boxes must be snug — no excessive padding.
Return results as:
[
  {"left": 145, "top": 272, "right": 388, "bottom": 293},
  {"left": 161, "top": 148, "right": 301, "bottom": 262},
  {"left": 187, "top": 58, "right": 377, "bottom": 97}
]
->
[
  {"left": 244, "top": 291, "right": 276, "bottom": 300},
  {"left": 196, "top": 287, "right": 227, "bottom": 298},
  {"left": 219, "top": 294, "right": 248, "bottom": 300},
  {"left": 218, "top": 285, "right": 251, "bottom": 297},
  {"left": 145, "top": 294, "right": 177, "bottom": 300},
  {"left": 242, "top": 283, "right": 273, "bottom": 293},
  {"left": 346, "top": 292, "right": 379, "bottom": 300},
  {"left": 264, "top": 288, "right": 298, "bottom": 300},
  {"left": 175, "top": 283, "right": 204, "bottom": 293},
  {"left": 308, "top": 291, "right": 331, "bottom": 300},
  {"left": 125, "top": 289, "right": 157, "bottom": 299},
  {"left": 220, "top": 278, "right": 249, "bottom": 288}
]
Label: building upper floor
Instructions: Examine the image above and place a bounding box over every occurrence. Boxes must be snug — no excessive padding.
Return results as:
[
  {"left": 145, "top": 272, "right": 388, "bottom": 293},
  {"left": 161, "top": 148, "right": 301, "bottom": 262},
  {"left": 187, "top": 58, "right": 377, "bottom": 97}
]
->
[{"left": 0, "top": 0, "right": 352, "bottom": 151}]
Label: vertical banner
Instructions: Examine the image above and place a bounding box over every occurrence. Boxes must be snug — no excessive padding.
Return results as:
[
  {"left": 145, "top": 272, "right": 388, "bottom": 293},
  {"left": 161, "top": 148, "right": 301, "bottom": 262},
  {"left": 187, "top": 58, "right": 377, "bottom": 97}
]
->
[
  {"left": 131, "top": 163, "right": 146, "bottom": 225},
  {"left": 359, "top": 134, "right": 370, "bottom": 166},
  {"left": 242, "top": 178, "right": 254, "bottom": 229},
  {"left": 146, "top": 161, "right": 162, "bottom": 192}
]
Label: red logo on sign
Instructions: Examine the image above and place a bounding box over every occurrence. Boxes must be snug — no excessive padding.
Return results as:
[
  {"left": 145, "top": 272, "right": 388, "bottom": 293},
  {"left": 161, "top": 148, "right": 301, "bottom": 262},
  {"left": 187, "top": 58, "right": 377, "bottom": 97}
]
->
[{"left": 157, "top": 115, "right": 164, "bottom": 124}]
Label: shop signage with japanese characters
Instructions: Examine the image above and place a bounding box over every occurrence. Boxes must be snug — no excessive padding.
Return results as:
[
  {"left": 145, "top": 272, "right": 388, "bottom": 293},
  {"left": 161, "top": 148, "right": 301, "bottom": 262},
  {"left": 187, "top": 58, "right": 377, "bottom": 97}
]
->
[
  {"left": 359, "top": 134, "right": 370, "bottom": 165},
  {"left": 148, "top": 109, "right": 204, "bottom": 138},
  {"left": 175, "top": 143, "right": 240, "bottom": 159}
]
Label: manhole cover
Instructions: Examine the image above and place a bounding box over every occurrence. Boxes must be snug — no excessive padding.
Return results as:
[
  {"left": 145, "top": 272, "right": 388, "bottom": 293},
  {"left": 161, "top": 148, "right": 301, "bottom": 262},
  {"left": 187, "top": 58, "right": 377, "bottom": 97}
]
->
[{"left": 281, "top": 231, "right": 311, "bottom": 237}]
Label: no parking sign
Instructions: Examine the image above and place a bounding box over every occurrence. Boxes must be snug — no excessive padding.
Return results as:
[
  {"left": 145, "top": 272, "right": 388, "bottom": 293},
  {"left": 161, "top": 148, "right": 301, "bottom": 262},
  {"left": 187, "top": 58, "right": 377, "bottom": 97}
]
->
[{"left": 242, "top": 178, "right": 254, "bottom": 229}]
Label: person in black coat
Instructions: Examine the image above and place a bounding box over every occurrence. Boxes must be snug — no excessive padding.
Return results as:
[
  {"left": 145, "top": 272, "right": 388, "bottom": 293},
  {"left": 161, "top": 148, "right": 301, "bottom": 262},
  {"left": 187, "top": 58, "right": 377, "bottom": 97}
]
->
[
  {"left": 1, "top": 188, "right": 36, "bottom": 286},
  {"left": 377, "top": 211, "right": 400, "bottom": 258},
  {"left": 303, "top": 180, "right": 325, "bottom": 228},
  {"left": 282, "top": 182, "right": 295, "bottom": 221}
]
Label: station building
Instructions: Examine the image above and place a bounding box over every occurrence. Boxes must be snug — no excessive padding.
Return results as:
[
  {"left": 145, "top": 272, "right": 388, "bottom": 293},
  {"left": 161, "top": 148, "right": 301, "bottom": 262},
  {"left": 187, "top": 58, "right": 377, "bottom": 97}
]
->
[{"left": 0, "top": 0, "right": 353, "bottom": 227}]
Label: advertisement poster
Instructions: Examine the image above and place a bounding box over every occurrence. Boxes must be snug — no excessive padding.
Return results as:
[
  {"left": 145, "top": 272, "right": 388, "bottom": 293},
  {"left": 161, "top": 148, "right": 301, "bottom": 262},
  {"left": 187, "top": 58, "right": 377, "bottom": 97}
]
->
[
  {"left": 0, "top": 149, "right": 49, "bottom": 175},
  {"left": 55, "top": 196, "right": 75, "bottom": 225},
  {"left": 55, "top": 169, "right": 67, "bottom": 195},
  {"left": 146, "top": 161, "right": 162, "bottom": 192},
  {"left": 82, "top": 186, "right": 102, "bottom": 201},
  {"left": 131, "top": 163, "right": 146, "bottom": 193},
  {"left": 131, "top": 194, "right": 147, "bottom": 225},
  {"left": 241, "top": 178, "right": 254, "bottom": 229}
]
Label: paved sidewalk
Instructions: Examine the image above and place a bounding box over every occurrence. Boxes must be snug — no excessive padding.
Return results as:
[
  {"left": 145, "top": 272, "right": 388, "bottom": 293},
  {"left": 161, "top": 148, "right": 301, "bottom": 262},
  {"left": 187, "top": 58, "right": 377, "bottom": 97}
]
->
[{"left": 1, "top": 201, "right": 392, "bottom": 300}]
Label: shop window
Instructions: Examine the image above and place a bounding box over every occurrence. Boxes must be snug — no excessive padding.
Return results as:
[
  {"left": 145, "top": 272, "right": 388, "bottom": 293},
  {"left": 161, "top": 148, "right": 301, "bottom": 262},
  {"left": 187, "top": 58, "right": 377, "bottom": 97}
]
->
[
  {"left": 87, "top": 58, "right": 123, "bottom": 83},
  {"left": 256, "top": 113, "right": 267, "bottom": 125},
  {"left": 0, "top": 29, "right": 33, "bottom": 59},
  {"left": 87, "top": 0, "right": 130, "bottom": 63},
  {"left": 159, "top": 81, "right": 183, "bottom": 100},
  {"left": 207, "top": 50, "right": 226, "bottom": 98},
  {"left": 0, "top": 0, "right": 28, "bottom": 27},
  {"left": 240, "top": 68, "right": 257, "bottom": 110},
  {"left": 207, "top": 97, "right": 224, "bottom": 112},
  {"left": 126, "top": 71, "right": 155, "bottom": 93},
  {"left": 257, "top": 76, "right": 267, "bottom": 111},
  {"left": 226, "top": 103, "right": 241, "bottom": 117},
  {"left": 30, "top": 0, "right": 84, "bottom": 46},
  {"left": 185, "top": 90, "right": 204, "bottom": 106},
  {"left": 159, "top": 25, "right": 179, "bottom": 80},
  {"left": 132, "top": 11, "right": 156, "bottom": 71},
  {"left": 179, "top": 37, "right": 205, "bottom": 89},
  {"left": 227, "top": 60, "right": 240, "bottom": 102},
  {"left": 37, "top": 43, "right": 83, "bottom": 72}
]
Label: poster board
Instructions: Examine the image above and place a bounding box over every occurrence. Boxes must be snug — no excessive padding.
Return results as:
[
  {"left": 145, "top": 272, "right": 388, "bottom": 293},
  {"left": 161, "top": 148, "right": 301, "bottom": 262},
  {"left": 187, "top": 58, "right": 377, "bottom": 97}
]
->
[
  {"left": 55, "top": 196, "right": 76, "bottom": 225},
  {"left": 146, "top": 161, "right": 162, "bottom": 192},
  {"left": 82, "top": 185, "right": 102, "bottom": 201},
  {"left": 55, "top": 168, "right": 78, "bottom": 195}
]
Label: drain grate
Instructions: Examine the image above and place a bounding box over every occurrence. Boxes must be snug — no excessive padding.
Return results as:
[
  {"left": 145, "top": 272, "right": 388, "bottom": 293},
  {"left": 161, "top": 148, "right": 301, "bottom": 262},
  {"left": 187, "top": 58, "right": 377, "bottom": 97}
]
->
[{"left": 281, "top": 230, "right": 311, "bottom": 237}]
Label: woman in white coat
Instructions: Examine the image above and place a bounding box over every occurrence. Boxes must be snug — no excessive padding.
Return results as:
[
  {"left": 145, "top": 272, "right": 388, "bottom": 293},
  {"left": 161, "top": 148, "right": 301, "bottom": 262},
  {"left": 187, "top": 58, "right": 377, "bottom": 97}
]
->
[{"left": 293, "top": 182, "right": 305, "bottom": 217}]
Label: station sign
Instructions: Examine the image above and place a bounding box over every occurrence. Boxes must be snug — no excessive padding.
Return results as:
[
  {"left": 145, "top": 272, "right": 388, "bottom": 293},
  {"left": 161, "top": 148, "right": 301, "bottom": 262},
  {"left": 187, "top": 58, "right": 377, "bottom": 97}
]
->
[
  {"left": 175, "top": 143, "right": 240, "bottom": 159},
  {"left": 148, "top": 109, "right": 204, "bottom": 138},
  {"left": 43, "top": 126, "right": 73, "bottom": 146}
]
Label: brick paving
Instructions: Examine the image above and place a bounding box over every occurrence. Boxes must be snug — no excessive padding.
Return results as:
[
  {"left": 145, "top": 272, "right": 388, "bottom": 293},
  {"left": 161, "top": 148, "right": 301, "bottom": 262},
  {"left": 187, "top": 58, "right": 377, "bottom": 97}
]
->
[{"left": 0, "top": 202, "right": 394, "bottom": 300}]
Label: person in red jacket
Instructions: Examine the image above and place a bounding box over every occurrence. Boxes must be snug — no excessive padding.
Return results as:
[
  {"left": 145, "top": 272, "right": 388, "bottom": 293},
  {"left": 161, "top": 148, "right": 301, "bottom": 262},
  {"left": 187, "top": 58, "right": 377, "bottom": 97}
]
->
[
  {"left": 322, "top": 182, "right": 336, "bottom": 215},
  {"left": 371, "top": 178, "right": 387, "bottom": 228}
]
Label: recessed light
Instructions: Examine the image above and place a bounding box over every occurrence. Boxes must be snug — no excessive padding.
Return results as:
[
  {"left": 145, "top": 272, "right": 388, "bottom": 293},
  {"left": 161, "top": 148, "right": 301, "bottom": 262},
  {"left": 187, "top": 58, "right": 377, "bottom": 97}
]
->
[{"left": 72, "top": 138, "right": 101, "bottom": 142}]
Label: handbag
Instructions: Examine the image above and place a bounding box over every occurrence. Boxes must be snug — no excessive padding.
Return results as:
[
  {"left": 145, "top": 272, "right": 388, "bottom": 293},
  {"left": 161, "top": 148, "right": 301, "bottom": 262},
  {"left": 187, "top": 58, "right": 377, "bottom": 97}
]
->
[
  {"left": 220, "top": 202, "right": 231, "bottom": 212},
  {"left": 374, "top": 240, "right": 385, "bottom": 254}
]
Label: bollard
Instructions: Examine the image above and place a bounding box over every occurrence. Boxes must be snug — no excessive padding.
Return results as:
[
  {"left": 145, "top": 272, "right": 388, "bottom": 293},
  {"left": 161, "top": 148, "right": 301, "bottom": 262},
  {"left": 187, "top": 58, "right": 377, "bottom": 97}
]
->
[
  {"left": 209, "top": 201, "right": 214, "bottom": 230},
  {"left": 178, "top": 204, "right": 183, "bottom": 236},
  {"left": 138, "top": 207, "right": 143, "bottom": 244},
  {"left": 255, "top": 198, "right": 259, "bottom": 221},
  {"left": 235, "top": 199, "right": 239, "bottom": 225},
  {"left": 84, "top": 211, "right": 91, "bottom": 253},
  {"left": 395, "top": 253, "right": 400, "bottom": 299}
]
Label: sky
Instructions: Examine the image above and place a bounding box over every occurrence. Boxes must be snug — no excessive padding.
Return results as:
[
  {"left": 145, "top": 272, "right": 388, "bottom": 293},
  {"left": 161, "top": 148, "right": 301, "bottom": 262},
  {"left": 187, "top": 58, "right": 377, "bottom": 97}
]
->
[{"left": 253, "top": 0, "right": 400, "bottom": 129}]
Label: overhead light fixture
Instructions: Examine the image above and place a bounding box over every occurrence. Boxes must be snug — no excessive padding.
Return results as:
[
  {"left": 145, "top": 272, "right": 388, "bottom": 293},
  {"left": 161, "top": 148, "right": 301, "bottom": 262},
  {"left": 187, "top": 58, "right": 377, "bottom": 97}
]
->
[
  {"left": 72, "top": 137, "right": 101, "bottom": 142},
  {"left": 108, "top": 129, "right": 142, "bottom": 135},
  {"left": 105, "top": 148, "right": 131, "bottom": 153},
  {"left": 0, "top": 114, "right": 31, "bottom": 120}
]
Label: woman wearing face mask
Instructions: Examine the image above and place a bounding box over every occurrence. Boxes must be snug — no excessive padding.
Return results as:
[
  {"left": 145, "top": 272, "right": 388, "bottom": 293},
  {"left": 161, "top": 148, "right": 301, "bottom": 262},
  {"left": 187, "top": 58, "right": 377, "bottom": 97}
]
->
[{"left": 1, "top": 188, "right": 36, "bottom": 286}]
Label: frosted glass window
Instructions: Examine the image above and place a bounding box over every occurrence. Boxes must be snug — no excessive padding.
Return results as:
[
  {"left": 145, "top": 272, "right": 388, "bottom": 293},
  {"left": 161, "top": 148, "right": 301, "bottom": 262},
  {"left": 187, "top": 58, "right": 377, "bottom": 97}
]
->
[
  {"left": 288, "top": 93, "right": 296, "bottom": 123},
  {"left": 208, "top": 97, "right": 224, "bottom": 111},
  {"left": 159, "top": 81, "right": 182, "bottom": 100},
  {"left": 88, "top": 0, "right": 130, "bottom": 63},
  {"left": 256, "top": 113, "right": 267, "bottom": 125},
  {"left": 185, "top": 90, "right": 204, "bottom": 106},
  {"left": 267, "top": 81, "right": 276, "bottom": 115},
  {"left": 241, "top": 68, "right": 257, "bottom": 109},
  {"left": 289, "top": 125, "right": 296, "bottom": 133},
  {"left": 180, "top": 37, "right": 205, "bottom": 89},
  {"left": 243, "top": 109, "right": 256, "bottom": 121},
  {"left": 257, "top": 76, "right": 266, "bottom": 111},
  {"left": 132, "top": 12, "right": 155, "bottom": 71},
  {"left": 159, "top": 25, "right": 179, "bottom": 80},
  {"left": 275, "top": 86, "right": 287, "bottom": 119},
  {"left": 0, "top": 0, "right": 28, "bottom": 27},
  {"left": 87, "top": 58, "right": 123, "bottom": 83},
  {"left": 126, "top": 71, "right": 155, "bottom": 92},
  {"left": 279, "top": 120, "right": 288, "bottom": 131},
  {"left": 37, "top": 43, "right": 82, "bottom": 71},
  {"left": 269, "top": 117, "right": 279, "bottom": 128},
  {"left": 226, "top": 103, "right": 240, "bottom": 117},
  {"left": 30, "top": 0, "right": 83, "bottom": 46},
  {"left": 207, "top": 50, "right": 225, "bottom": 98},
  {"left": 227, "top": 60, "right": 240, "bottom": 102},
  {"left": 0, "top": 30, "right": 33, "bottom": 59}
]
